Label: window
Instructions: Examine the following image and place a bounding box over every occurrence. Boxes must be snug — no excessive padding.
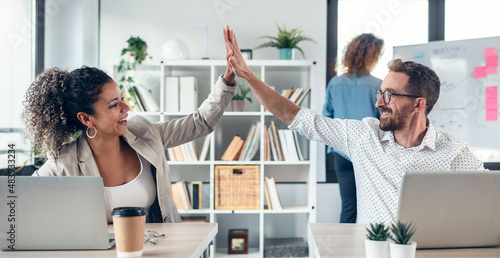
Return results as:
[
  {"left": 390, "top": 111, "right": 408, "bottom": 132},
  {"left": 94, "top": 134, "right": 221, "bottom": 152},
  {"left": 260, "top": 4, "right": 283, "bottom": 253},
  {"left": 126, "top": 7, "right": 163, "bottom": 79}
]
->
[
  {"left": 445, "top": 0, "right": 500, "bottom": 41},
  {"left": 337, "top": 0, "right": 428, "bottom": 79},
  {"left": 0, "top": 0, "right": 33, "bottom": 166}
]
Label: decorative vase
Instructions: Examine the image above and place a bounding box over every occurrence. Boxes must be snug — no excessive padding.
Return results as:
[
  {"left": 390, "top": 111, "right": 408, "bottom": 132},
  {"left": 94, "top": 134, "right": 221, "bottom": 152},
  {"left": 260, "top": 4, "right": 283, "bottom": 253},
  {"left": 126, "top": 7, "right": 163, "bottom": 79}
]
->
[
  {"left": 279, "top": 48, "right": 295, "bottom": 60},
  {"left": 365, "top": 239, "right": 390, "bottom": 258},
  {"left": 390, "top": 241, "right": 417, "bottom": 258},
  {"left": 231, "top": 100, "right": 245, "bottom": 111}
]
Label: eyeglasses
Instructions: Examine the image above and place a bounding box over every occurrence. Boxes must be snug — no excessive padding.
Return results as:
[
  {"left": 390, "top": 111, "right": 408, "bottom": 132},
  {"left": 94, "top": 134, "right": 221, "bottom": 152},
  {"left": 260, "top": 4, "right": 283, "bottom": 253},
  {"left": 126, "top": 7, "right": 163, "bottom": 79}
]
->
[{"left": 376, "top": 89, "right": 423, "bottom": 105}]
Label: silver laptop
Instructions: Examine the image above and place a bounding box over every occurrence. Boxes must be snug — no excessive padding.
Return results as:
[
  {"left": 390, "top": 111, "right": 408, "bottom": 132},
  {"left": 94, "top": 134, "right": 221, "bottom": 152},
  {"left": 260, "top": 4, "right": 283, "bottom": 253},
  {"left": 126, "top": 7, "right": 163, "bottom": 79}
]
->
[
  {"left": 396, "top": 170, "right": 500, "bottom": 249},
  {"left": 0, "top": 176, "right": 114, "bottom": 250}
]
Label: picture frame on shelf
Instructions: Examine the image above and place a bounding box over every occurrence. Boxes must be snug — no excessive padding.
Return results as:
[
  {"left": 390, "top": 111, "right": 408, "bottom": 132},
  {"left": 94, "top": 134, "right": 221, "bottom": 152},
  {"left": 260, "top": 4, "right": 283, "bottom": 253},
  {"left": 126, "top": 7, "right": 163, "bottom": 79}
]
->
[{"left": 228, "top": 229, "right": 249, "bottom": 254}]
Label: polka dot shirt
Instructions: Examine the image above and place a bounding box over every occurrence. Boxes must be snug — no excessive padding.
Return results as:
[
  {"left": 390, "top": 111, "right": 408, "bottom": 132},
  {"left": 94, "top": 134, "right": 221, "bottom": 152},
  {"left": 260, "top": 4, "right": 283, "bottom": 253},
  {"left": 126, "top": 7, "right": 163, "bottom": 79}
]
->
[{"left": 289, "top": 108, "right": 485, "bottom": 224}]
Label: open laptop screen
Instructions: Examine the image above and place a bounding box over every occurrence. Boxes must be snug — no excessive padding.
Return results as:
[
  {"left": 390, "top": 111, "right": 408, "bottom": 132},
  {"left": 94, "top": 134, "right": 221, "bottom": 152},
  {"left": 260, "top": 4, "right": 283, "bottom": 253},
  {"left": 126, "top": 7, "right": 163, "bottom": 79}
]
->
[
  {"left": 0, "top": 176, "right": 110, "bottom": 250},
  {"left": 397, "top": 171, "right": 500, "bottom": 249}
]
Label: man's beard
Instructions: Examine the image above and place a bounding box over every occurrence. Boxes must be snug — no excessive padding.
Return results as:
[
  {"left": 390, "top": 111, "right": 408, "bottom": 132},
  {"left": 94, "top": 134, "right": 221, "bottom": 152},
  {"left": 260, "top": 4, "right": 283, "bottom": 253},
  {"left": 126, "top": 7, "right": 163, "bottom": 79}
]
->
[{"left": 379, "top": 103, "right": 413, "bottom": 131}]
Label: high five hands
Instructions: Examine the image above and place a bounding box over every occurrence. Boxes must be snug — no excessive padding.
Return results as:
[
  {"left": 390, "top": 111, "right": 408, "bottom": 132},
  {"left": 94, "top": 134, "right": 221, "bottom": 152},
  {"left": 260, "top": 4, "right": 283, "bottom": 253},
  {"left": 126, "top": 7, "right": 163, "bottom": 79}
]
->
[{"left": 223, "top": 25, "right": 251, "bottom": 80}]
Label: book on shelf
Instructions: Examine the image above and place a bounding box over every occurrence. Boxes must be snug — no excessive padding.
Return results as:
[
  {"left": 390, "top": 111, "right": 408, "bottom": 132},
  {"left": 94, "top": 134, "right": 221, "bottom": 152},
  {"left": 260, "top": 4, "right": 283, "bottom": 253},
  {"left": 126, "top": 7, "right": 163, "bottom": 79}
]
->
[
  {"left": 292, "top": 131, "right": 305, "bottom": 161},
  {"left": 278, "top": 130, "right": 291, "bottom": 161},
  {"left": 239, "top": 121, "right": 261, "bottom": 161},
  {"left": 179, "top": 76, "right": 198, "bottom": 112},
  {"left": 264, "top": 178, "right": 272, "bottom": 210},
  {"left": 167, "top": 148, "right": 176, "bottom": 161},
  {"left": 190, "top": 181, "right": 202, "bottom": 209},
  {"left": 265, "top": 176, "right": 282, "bottom": 210},
  {"left": 198, "top": 135, "right": 210, "bottom": 161},
  {"left": 264, "top": 125, "right": 270, "bottom": 161},
  {"left": 172, "top": 146, "right": 184, "bottom": 161},
  {"left": 171, "top": 182, "right": 184, "bottom": 210},
  {"left": 176, "top": 180, "right": 192, "bottom": 210},
  {"left": 288, "top": 87, "right": 303, "bottom": 104},
  {"left": 221, "top": 135, "right": 244, "bottom": 161},
  {"left": 134, "top": 84, "right": 160, "bottom": 112},
  {"left": 282, "top": 129, "right": 300, "bottom": 162},
  {"left": 267, "top": 126, "right": 278, "bottom": 161},
  {"left": 294, "top": 87, "right": 311, "bottom": 106},
  {"left": 165, "top": 76, "right": 180, "bottom": 112},
  {"left": 270, "top": 121, "right": 284, "bottom": 161},
  {"left": 281, "top": 88, "right": 294, "bottom": 99},
  {"left": 238, "top": 122, "right": 257, "bottom": 161}
]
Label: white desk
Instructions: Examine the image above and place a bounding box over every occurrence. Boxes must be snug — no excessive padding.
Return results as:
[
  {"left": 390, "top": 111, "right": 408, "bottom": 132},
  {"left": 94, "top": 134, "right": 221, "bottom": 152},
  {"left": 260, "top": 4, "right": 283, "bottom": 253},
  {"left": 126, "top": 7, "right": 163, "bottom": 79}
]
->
[
  {"left": 1, "top": 223, "right": 217, "bottom": 258},
  {"left": 309, "top": 223, "right": 500, "bottom": 258}
]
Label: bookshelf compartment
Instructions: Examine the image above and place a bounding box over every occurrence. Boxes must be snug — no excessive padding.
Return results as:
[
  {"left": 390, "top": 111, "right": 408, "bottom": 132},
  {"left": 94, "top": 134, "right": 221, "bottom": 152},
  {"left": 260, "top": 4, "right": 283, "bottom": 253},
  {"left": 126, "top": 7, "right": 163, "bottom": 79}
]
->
[
  {"left": 214, "top": 165, "right": 260, "bottom": 210},
  {"left": 214, "top": 214, "right": 260, "bottom": 252},
  {"left": 215, "top": 117, "right": 261, "bottom": 162}
]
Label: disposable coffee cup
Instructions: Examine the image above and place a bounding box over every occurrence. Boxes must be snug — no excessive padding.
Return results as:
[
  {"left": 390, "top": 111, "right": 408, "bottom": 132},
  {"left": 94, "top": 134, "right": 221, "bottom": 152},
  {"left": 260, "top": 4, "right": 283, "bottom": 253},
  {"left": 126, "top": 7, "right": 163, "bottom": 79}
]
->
[{"left": 112, "top": 207, "right": 148, "bottom": 257}]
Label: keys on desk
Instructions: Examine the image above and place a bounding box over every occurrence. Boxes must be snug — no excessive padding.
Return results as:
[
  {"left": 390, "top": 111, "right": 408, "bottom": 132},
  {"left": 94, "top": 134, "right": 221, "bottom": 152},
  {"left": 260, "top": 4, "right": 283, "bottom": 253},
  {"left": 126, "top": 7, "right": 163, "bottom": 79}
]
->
[{"left": 144, "top": 230, "right": 165, "bottom": 245}]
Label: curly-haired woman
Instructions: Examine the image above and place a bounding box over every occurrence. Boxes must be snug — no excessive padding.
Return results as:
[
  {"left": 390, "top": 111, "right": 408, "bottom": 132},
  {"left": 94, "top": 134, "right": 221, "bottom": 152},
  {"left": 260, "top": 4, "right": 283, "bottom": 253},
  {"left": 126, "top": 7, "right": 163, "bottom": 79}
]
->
[
  {"left": 23, "top": 30, "right": 236, "bottom": 224},
  {"left": 322, "top": 33, "right": 384, "bottom": 223}
]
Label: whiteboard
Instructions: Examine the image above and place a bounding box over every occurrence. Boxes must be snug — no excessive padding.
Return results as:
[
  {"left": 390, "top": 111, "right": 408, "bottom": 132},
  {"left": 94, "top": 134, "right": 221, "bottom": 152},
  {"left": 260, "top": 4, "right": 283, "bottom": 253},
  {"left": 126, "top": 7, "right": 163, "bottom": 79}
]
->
[{"left": 394, "top": 36, "right": 500, "bottom": 162}]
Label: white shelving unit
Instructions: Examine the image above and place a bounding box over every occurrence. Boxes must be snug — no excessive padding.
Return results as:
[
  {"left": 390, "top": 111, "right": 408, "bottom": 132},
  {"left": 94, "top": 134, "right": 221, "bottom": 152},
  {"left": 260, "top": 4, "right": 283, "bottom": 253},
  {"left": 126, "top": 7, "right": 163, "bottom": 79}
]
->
[{"left": 114, "top": 60, "right": 317, "bottom": 257}]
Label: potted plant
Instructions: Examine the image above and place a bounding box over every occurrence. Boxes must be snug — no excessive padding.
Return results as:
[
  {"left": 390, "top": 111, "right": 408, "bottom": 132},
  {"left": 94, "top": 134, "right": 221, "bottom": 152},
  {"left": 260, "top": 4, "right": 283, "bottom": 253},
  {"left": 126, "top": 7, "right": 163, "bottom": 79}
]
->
[
  {"left": 255, "top": 24, "right": 316, "bottom": 60},
  {"left": 231, "top": 82, "right": 253, "bottom": 111},
  {"left": 389, "top": 221, "right": 417, "bottom": 258},
  {"left": 365, "top": 223, "right": 390, "bottom": 258},
  {"left": 117, "top": 36, "right": 152, "bottom": 111}
]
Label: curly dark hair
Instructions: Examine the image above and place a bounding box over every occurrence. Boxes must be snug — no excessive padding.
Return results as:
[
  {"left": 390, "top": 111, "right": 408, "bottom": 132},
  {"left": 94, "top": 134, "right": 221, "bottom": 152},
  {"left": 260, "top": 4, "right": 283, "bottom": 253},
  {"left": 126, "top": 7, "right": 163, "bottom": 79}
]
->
[
  {"left": 388, "top": 59, "right": 441, "bottom": 115},
  {"left": 342, "top": 33, "right": 384, "bottom": 77},
  {"left": 22, "top": 66, "right": 113, "bottom": 159}
]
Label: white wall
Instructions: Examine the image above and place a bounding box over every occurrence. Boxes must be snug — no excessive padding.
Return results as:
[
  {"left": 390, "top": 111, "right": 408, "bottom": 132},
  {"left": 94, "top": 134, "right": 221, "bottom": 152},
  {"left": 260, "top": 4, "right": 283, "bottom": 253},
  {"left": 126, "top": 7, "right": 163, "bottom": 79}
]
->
[{"left": 45, "top": 0, "right": 99, "bottom": 69}]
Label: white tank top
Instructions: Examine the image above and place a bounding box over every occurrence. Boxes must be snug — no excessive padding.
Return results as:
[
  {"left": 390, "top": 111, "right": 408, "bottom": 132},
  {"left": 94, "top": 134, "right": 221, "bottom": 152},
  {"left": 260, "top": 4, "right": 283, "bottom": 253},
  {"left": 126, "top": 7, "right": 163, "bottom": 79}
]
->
[{"left": 104, "top": 153, "right": 156, "bottom": 213}]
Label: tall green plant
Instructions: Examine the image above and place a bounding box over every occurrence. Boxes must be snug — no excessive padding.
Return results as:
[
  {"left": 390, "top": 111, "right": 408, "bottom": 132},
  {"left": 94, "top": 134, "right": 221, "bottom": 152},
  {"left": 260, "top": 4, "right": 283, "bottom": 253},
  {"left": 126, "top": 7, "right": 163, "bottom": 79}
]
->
[{"left": 255, "top": 24, "right": 316, "bottom": 58}]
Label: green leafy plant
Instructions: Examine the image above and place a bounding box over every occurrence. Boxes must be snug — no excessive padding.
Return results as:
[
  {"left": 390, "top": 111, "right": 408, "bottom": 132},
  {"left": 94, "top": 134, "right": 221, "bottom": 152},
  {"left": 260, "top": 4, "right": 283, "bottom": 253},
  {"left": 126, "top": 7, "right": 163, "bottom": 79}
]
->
[
  {"left": 255, "top": 24, "right": 316, "bottom": 58},
  {"left": 116, "top": 36, "right": 152, "bottom": 110},
  {"left": 232, "top": 83, "right": 253, "bottom": 103},
  {"left": 366, "top": 223, "right": 390, "bottom": 241},
  {"left": 390, "top": 221, "right": 417, "bottom": 245}
]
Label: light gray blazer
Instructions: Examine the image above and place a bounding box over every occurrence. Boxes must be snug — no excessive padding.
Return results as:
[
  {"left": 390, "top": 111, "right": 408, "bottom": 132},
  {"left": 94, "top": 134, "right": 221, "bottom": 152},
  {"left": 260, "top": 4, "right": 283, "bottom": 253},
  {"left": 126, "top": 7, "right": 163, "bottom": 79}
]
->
[{"left": 34, "top": 76, "right": 235, "bottom": 223}]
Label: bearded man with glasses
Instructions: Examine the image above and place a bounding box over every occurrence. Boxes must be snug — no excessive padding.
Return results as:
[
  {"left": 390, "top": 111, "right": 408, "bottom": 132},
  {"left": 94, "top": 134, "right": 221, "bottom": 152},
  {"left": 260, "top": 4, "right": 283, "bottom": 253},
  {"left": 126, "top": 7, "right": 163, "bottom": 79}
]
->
[{"left": 223, "top": 26, "right": 484, "bottom": 224}]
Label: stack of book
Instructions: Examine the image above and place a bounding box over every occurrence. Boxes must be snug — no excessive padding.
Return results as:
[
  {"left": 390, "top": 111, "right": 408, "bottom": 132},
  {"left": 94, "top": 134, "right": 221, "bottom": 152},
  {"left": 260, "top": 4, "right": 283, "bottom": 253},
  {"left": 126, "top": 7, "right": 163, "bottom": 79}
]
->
[
  {"left": 264, "top": 176, "right": 282, "bottom": 210},
  {"left": 121, "top": 83, "right": 160, "bottom": 112},
  {"left": 171, "top": 181, "right": 203, "bottom": 210},
  {"left": 220, "top": 121, "right": 261, "bottom": 161},
  {"left": 264, "top": 121, "right": 304, "bottom": 161},
  {"left": 167, "top": 136, "right": 210, "bottom": 162},
  {"left": 281, "top": 86, "right": 311, "bottom": 106}
]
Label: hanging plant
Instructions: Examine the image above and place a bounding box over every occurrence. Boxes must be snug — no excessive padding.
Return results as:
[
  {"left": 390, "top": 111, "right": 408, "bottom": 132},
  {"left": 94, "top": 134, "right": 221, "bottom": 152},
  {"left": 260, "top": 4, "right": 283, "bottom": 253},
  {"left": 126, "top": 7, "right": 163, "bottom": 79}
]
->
[{"left": 117, "top": 36, "right": 152, "bottom": 111}]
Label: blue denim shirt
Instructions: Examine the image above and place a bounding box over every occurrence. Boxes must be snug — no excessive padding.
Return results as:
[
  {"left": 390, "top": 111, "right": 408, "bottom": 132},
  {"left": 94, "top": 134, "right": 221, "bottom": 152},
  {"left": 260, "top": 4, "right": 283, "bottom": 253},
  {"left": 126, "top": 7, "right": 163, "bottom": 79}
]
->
[{"left": 322, "top": 74, "right": 382, "bottom": 158}]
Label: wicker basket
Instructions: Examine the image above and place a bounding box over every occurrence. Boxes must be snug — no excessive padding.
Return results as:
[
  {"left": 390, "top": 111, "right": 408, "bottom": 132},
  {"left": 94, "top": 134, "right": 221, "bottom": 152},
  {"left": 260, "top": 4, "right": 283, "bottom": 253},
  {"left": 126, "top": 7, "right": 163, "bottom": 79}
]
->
[{"left": 215, "top": 165, "right": 260, "bottom": 210}]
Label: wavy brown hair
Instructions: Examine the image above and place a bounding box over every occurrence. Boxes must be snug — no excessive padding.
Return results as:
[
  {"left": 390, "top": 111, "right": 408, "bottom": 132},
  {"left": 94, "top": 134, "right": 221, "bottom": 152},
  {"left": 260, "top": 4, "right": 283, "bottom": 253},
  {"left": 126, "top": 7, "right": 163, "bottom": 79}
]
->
[
  {"left": 22, "top": 66, "right": 112, "bottom": 159},
  {"left": 342, "top": 33, "right": 384, "bottom": 77}
]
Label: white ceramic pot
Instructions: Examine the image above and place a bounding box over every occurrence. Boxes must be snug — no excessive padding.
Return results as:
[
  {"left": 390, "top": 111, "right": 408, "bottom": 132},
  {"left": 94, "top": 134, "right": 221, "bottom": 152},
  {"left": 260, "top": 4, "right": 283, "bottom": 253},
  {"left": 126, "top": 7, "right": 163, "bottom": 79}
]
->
[
  {"left": 364, "top": 239, "right": 390, "bottom": 258},
  {"left": 389, "top": 241, "right": 417, "bottom": 258}
]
